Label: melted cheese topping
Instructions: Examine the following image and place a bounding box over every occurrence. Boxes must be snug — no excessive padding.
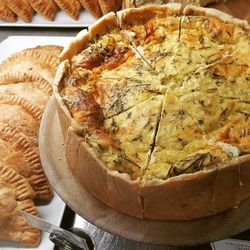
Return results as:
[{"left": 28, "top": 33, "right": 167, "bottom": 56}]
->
[{"left": 60, "top": 13, "right": 250, "bottom": 181}]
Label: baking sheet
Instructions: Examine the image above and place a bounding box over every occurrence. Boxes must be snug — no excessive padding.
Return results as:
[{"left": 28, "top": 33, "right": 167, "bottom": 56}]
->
[
  {"left": 0, "top": 36, "right": 72, "bottom": 250},
  {"left": 0, "top": 10, "right": 96, "bottom": 28}
]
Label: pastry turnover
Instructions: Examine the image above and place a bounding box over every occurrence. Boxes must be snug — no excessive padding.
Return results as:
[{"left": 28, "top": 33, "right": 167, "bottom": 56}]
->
[
  {"left": 0, "top": 94, "right": 42, "bottom": 148},
  {"left": 54, "top": 0, "right": 81, "bottom": 20},
  {"left": 0, "top": 165, "right": 40, "bottom": 246},
  {"left": 0, "top": 71, "right": 52, "bottom": 109},
  {"left": 5, "top": 0, "right": 34, "bottom": 22},
  {"left": 28, "top": 0, "right": 58, "bottom": 21},
  {"left": 0, "top": 47, "right": 60, "bottom": 84},
  {"left": 0, "top": 179, "right": 40, "bottom": 245},
  {"left": 79, "top": 0, "right": 102, "bottom": 18},
  {"left": 0, "top": 0, "right": 16, "bottom": 22},
  {"left": 0, "top": 122, "right": 52, "bottom": 200},
  {"left": 99, "top": 0, "right": 122, "bottom": 14}
]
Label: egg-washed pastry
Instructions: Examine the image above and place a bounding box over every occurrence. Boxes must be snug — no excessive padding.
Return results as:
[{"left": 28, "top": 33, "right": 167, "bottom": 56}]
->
[
  {"left": 23, "top": 45, "right": 63, "bottom": 58},
  {"left": 0, "top": 46, "right": 60, "bottom": 84},
  {"left": 79, "top": 0, "right": 102, "bottom": 18},
  {"left": 54, "top": 5, "right": 250, "bottom": 221},
  {"left": 0, "top": 94, "right": 42, "bottom": 148},
  {"left": 0, "top": 72, "right": 52, "bottom": 109},
  {"left": 0, "top": 0, "right": 16, "bottom": 22},
  {"left": 0, "top": 122, "right": 52, "bottom": 200},
  {"left": 5, "top": 0, "right": 34, "bottom": 22},
  {"left": 54, "top": 0, "right": 81, "bottom": 20},
  {"left": 0, "top": 165, "right": 39, "bottom": 246},
  {"left": 0, "top": 180, "right": 40, "bottom": 246},
  {"left": 99, "top": 0, "right": 122, "bottom": 14},
  {"left": 122, "top": 0, "right": 227, "bottom": 8},
  {"left": 28, "top": 0, "right": 58, "bottom": 21}
]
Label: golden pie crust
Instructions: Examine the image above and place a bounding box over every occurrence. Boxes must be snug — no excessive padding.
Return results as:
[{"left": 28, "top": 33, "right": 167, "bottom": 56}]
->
[
  {"left": 0, "top": 0, "right": 16, "bottom": 22},
  {"left": 5, "top": 0, "right": 34, "bottom": 22},
  {"left": 0, "top": 165, "right": 40, "bottom": 246},
  {"left": 79, "top": 0, "right": 102, "bottom": 19},
  {"left": 28, "top": 0, "right": 58, "bottom": 21},
  {"left": 54, "top": 4, "right": 250, "bottom": 220},
  {"left": 99, "top": 0, "right": 122, "bottom": 14},
  {"left": 0, "top": 181, "right": 40, "bottom": 246},
  {"left": 0, "top": 122, "right": 52, "bottom": 200},
  {"left": 0, "top": 46, "right": 60, "bottom": 84},
  {"left": 54, "top": 0, "right": 81, "bottom": 20},
  {"left": 0, "top": 71, "right": 51, "bottom": 109}
]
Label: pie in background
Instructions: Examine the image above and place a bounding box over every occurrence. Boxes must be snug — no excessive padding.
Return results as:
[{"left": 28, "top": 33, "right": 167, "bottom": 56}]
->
[
  {"left": 0, "top": 0, "right": 16, "bottom": 22},
  {"left": 54, "top": 0, "right": 81, "bottom": 20},
  {"left": 5, "top": 0, "right": 34, "bottom": 22},
  {"left": 99, "top": 0, "right": 123, "bottom": 14},
  {"left": 28, "top": 0, "right": 58, "bottom": 21},
  {"left": 54, "top": 4, "right": 250, "bottom": 221},
  {"left": 79, "top": 0, "right": 102, "bottom": 19}
]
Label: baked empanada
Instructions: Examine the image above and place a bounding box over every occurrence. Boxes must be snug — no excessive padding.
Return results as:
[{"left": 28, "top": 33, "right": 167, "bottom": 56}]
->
[
  {"left": 28, "top": 0, "right": 58, "bottom": 20},
  {"left": 24, "top": 45, "right": 63, "bottom": 58},
  {"left": 99, "top": 0, "right": 122, "bottom": 14},
  {"left": 0, "top": 0, "right": 16, "bottom": 22},
  {"left": 0, "top": 181, "right": 40, "bottom": 246},
  {"left": 79, "top": 0, "right": 102, "bottom": 19},
  {"left": 0, "top": 47, "right": 60, "bottom": 84},
  {"left": 54, "top": 0, "right": 81, "bottom": 20},
  {"left": 0, "top": 164, "right": 36, "bottom": 201},
  {"left": 5, "top": 0, "right": 34, "bottom": 22},
  {"left": 0, "top": 94, "right": 42, "bottom": 148},
  {"left": 0, "top": 71, "right": 52, "bottom": 109},
  {"left": 0, "top": 122, "right": 52, "bottom": 200}
]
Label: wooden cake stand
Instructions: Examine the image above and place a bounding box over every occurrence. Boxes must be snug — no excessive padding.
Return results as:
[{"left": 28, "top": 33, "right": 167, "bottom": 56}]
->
[{"left": 39, "top": 97, "right": 250, "bottom": 246}]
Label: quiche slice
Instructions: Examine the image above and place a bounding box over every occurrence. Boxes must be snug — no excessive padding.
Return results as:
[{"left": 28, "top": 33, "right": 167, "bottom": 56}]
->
[
  {"left": 54, "top": 4, "right": 250, "bottom": 221},
  {"left": 104, "top": 95, "right": 163, "bottom": 168}
]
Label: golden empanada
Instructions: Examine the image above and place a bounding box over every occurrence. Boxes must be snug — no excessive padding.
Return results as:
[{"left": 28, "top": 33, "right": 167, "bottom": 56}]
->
[
  {"left": 28, "top": 0, "right": 58, "bottom": 21},
  {"left": 0, "top": 94, "right": 42, "bottom": 149},
  {"left": 0, "top": 181, "right": 40, "bottom": 246},
  {"left": 24, "top": 45, "right": 63, "bottom": 58},
  {"left": 5, "top": 0, "right": 34, "bottom": 22},
  {"left": 0, "top": 164, "right": 35, "bottom": 201},
  {"left": 99, "top": 0, "right": 122, "bottom": 14},
  {"left": 54, "top": 0, "right": 81, "bottom": 20},
  {"left": 0, "top": 47, "right": 60, "bottom": 84},
  {"left": 0, "top": 122, "right": 52, "bottom": 200},
  {"left": 0, "top": 71, "right": 52, "bottom": 109},
  {"left": 79, "top": 0, "right": 102, "bottom": 19},
  {"left": 0, "top": 0, "right": 16, "bottom": 22}
]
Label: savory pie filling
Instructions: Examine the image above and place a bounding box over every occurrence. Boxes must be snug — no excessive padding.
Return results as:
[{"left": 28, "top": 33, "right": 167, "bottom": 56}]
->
[{"left": 59, "top": 12, "right": 250, "bottom": 182}]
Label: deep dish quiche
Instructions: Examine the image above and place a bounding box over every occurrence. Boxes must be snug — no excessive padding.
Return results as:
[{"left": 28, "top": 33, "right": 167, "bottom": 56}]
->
[{"left": 54, "top": 4, "right": 250, "bottom": 221}]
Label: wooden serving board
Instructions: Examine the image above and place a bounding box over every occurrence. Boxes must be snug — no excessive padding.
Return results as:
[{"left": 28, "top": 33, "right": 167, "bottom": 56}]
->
[
  {"left": 39, "top": 97, "right": 250, "bottom": 246},
  {"left": 210, "top": 0, "right": 250, "bottom": 22}
]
